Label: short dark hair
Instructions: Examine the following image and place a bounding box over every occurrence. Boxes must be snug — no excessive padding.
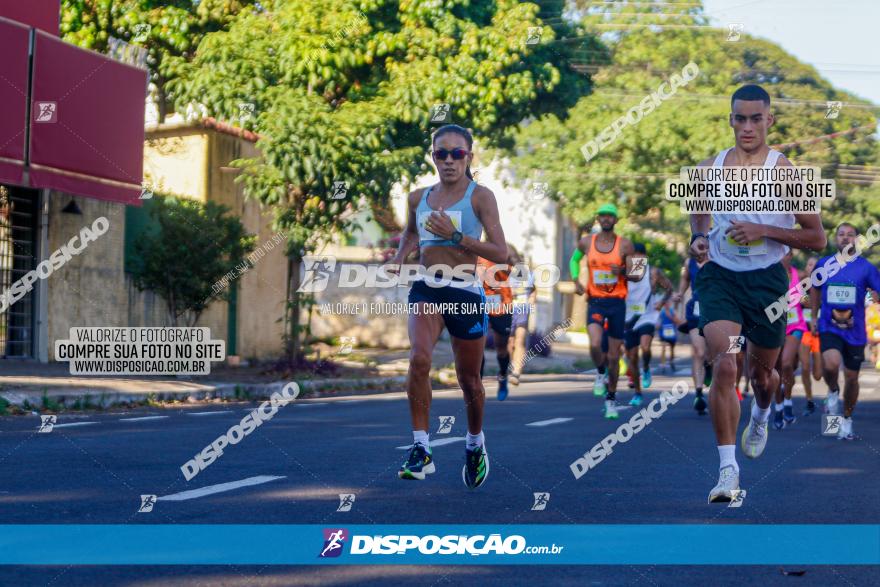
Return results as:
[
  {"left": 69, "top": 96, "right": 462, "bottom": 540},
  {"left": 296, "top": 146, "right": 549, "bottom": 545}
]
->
[
  {"left": 633, "top": 242, "right": 647, "bottom": 254},
  {"left": 836, "top": 222, "right": 859, "bottom": 235},
  {"left": 731, "top": 84, "right": 770, "bottom": 108}
]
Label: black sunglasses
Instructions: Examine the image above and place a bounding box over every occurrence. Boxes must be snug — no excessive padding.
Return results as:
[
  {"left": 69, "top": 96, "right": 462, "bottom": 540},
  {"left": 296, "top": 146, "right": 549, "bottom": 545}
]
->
[{"left": 432, "top": 148, "right": 470, "bottom": 161}]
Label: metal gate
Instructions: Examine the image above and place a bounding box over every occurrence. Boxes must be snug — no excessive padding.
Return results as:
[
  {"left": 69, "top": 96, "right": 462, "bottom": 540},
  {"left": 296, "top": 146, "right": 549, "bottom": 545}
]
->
[{"left": 0, "top": 185, "right": 38, "bottom": 358}]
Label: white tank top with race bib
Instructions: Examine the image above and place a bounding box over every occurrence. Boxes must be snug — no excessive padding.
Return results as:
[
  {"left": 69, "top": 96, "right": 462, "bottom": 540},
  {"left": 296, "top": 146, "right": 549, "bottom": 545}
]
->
[
  {"left": 625, "top": 264, "right": 652, "bottom": 321},
  {"left": 707, "top": 147, "right": 794, "bottom": 271},
  {"left": 634, "top": 291, "right": 662, "bottom": 330}
]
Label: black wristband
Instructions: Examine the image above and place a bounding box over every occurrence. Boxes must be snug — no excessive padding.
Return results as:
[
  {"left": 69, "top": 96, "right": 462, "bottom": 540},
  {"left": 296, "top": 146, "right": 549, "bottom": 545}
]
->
[{"left": 690, "top": 232, "right": 707, "bottom": 245}]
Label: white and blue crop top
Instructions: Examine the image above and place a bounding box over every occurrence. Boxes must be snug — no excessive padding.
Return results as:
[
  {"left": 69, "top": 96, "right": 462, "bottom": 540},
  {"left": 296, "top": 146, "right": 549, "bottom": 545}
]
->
[{"left": 416, "top": 181, "right": 483, "bottom": 248}]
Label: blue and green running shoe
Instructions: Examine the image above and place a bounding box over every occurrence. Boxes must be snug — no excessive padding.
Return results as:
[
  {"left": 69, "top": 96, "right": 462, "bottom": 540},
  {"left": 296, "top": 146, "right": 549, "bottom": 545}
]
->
[
  {"left": 398, "top": 443, "right": 435, "bottom": 480},
  {"left": 463, "top": 444, "right": 489, "bottom": 489}
]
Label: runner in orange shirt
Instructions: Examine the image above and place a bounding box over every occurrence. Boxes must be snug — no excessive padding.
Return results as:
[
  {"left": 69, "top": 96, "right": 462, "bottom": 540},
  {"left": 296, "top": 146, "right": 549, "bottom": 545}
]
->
[
  {"left": 478, "top": 248, "right": 516, "bottom": 400},
  {"left": 570, "top": 203, "right": 637, "bottom": 419}
]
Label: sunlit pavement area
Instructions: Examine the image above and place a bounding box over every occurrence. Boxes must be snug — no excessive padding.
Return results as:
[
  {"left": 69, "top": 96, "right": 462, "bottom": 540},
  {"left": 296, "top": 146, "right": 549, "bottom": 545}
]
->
[{"left": 1, "top": 363, "right": 878, "bottom": 585}]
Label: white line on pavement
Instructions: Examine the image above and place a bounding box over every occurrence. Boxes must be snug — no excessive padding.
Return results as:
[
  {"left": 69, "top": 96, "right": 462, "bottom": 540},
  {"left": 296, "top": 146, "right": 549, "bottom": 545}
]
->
[
  {"left": 296, "top": 403, "right": 327, "bottom": 407},
  {"left": 526, "top": 417, "right": 574, "bottom": 427},
  {"left": 396, "top": 436, "right": 465, "bottom": 450},
  {"left": 335, "top": 400, "right": 363, "bottom": 404},
  {"left": 186, "top": 411, "right": 233, "bottom": 416},
  {"left": 158, "top": 475, "right": 286, "bottom": 502},
  {"left": 49, "top": 422, "right": 98, "bottom": 429},
  {"left": 119, "top": 416, "right": 170, "bottom": 422}
]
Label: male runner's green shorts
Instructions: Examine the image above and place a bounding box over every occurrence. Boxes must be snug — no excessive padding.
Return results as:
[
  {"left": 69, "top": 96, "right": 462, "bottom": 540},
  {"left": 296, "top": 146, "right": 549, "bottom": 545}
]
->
[{"left": 696, "top": 261, "right": 788, "bottom": 348}]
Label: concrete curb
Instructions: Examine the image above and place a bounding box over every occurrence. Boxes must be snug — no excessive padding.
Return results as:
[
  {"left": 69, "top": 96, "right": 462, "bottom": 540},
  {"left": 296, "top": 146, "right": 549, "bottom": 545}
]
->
[
  {"left": 0, "top": 375, "right": 410, "bottom": 410},
  {"left": 0, "top": 368, "right": 592, "bottom": 412}
]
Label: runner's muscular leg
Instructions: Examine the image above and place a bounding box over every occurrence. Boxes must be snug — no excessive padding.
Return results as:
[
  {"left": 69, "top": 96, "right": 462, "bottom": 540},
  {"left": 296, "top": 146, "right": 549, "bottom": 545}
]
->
[
  {"left": 780, "top": 335, "right": 800, "bottom": 399},
  {"left": 747, "top": 342, "right": 782, "bottom": 412},
  {"left": 407, "top": 306, "right": 445, "bottom": 431},
  {"left": 842, "top": 367, "right": 860, "bottom": 418},
  {"left": 798, "top": 343, "right": 813, "bottom": 400},
  {"left": 606, "top": 337, "right": 624, "bottom": 392},
  {"left": 822, "top": 349, "right": 843, "bottom": 390},
  {"left": 588, "top": 322, "right": 606, "bottom": 371},
  {"left": 703, "top": 320, "right": 743, "bottom": 446},
  {"left": 690, "top": 330, "right": 706, "bottom": 388},
  {"left": 452, "top": 334, "right": 487, "bottom": 435},
  {"left": 627, "top": 345, "right": 641, "bottom": 392}
]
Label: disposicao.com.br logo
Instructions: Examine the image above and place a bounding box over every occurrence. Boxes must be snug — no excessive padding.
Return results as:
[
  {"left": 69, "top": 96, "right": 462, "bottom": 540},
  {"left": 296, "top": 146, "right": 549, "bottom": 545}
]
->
[{"left": 319, "top": 529, "right": 563, "bottom": 557}]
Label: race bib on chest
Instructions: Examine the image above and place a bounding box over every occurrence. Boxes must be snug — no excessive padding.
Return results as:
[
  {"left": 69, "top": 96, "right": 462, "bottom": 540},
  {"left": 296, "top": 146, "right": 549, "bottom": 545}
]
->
[
  {"left": 417, "top": 210, "right": 462, "bottom": 241},
  {"left": 592, "top": 269, "right": 617, "bottom": 285},
  {"left": 802, "top": 308, "right": 812, "bottom": 322},
  {"left": 721, "top": 234, "right": 767, "bottom": 256},
  {"left": 693, "top": 301, "right": 700, "bottom": 317},
  {"left": 627, "top": 303, "right": 646, "bottom": 315},
  {"left": 661, "top": 325, "right": 676, "bottom": 339},
  {"left": 786, "top": 309, "right": 799, "bottom": 325},
  {"left": 826, "top": 283, "right": 856, "bottom": 306}
]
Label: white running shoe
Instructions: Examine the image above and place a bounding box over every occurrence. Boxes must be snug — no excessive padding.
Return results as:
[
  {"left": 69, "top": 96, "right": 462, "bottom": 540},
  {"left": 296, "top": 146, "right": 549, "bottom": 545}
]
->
[
  {"left": 593, "top": 373, "right": 607, "bottom": 397},
  {"left": 708, "top": 465, "right": 740, "bottom": 503},
  {"left": 824, "top": 393, "right": 841, "bottom": 416},
  {"left": 603, "top": 399, "right": 619, "bottom": 420},
  {"left": 837, "top": 417, "right": 854, "bottom": 441},
  {"left": 741, "top": 415, "right": 769, "bottom": 459}
]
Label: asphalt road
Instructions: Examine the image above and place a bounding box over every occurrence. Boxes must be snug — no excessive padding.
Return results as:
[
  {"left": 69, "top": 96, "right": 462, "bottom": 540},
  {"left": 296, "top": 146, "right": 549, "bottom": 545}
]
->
[{"left": 1, "top": 365, "right": 878, "bottom": 586}]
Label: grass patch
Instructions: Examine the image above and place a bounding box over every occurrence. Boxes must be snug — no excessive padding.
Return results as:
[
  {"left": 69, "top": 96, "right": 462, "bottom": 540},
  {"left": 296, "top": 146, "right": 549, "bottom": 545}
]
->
[
  {"left": 233, "top": 385, "right": 252, "bottom": 400},
  {"left": 573, "top": 358, "right": 594, "bottom": 371},
  {"left": 0, "top": 396, "right": 9, "bottom": 416},
  {"left": 41, "top": 390, "right": 61, "bottom": 412}
]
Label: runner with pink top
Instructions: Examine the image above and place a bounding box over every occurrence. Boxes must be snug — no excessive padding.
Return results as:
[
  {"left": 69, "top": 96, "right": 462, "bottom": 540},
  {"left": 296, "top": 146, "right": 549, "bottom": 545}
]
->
[{"left": 773, "top": 250, "right": 807, "bottom": 429}]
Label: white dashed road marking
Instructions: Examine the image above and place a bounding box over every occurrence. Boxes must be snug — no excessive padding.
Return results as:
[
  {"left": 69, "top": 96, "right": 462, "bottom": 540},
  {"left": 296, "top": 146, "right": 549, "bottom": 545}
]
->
[
  {"left": 48, "top": 422, "right": 99, "bottom": 429},
  {"left": 396, "top": 436, "right": 465, "bottom": 450},
  {"left": 119, "top": 416, "right": 170, "bottom": 422},
  {"left": 186, "top": 411, "right": 233, "bottom": 417},
  {"left": 158, "top": 475, "right": 286, "bottom": 502},
  {"left": 526, "top": 417, "right": 574, "bottom": 427}
]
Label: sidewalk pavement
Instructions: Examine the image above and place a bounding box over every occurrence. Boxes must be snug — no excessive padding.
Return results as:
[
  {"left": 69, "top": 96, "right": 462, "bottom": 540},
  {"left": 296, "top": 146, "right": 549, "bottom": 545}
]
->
[{"left": 0, "top": 339, "right": 694, "bottom": 412}]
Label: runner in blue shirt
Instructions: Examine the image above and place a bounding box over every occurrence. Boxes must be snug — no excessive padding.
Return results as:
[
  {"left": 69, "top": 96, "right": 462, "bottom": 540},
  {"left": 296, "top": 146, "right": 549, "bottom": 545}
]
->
[{"left": 809, "top": 222, "right": 880, "bottom": 440}]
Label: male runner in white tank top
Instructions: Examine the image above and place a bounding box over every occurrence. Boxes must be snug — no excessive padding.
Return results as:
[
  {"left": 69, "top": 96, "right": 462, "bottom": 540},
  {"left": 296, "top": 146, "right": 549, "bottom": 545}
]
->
[{"left": 688, "top": 85, "right": 826, "bottom": 503}]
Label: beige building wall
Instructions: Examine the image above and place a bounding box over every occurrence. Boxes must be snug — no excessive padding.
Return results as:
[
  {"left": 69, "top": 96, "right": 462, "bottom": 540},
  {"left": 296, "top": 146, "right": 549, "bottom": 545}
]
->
[
  {"left": 143, "top": 129, "right": 208, "bottom": 201},
  {"left": 46, "top": 194, "right": 127, "bottom": 359},
  {"left": 206, "top": 132, "right": 287, "bottom": 359},
  {"left": 141, "top": 125, "right": 288, "bottom": 360}
]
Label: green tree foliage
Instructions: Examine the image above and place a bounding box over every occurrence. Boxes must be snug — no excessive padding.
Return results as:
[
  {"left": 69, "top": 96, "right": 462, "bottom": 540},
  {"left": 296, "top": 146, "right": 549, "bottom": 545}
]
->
[
  {"left": 508, "top": 2, "right": 879, "bottom": 255},
  {"left": 60, "top": 0, "right": 257, "bottom": 121},
  {"left": 132, "top": 195, "right": 256, "bottom": 326},
  {"left": 168, "top": 0, "right": 590, "bottom": 360}
]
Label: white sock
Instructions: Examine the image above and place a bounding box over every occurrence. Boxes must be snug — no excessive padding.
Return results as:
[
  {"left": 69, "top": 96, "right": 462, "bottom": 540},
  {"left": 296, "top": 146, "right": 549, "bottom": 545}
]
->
[
  {"left": 783, "top": 398, "right": 793, "bottom": 407},
  {"left": 466, "top": 431, "right": 484, "bottom": 449},
  {"left": 718, "top": 445, "right": 738, "bottom": 472},
  {"left": 828, "top": 390, "right": 840, "bottom": 400},
  {"left": 774, "top": 401, "right": 784, "bottom": 412},
  {"left": 413, "top": 430, "right": 429, "bottom": 448},
  {"left": 752, "top": 401, "right": 771, "bottom": 423}
]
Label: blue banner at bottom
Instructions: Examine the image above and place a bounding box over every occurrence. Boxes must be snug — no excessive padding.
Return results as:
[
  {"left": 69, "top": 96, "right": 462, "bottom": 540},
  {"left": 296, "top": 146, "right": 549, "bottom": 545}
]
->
[{"left": 0, "top": 525, "right": 877, "bottom": 565}]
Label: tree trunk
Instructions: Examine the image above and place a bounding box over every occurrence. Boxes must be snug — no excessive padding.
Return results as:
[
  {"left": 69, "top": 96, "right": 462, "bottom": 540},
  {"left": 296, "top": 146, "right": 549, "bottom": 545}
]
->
[
  {"left": 286, "top": 254, "right": 303, "bottom": 363},
  {"left": 157, "top": 81, "right": 168, "bottom": 124}
]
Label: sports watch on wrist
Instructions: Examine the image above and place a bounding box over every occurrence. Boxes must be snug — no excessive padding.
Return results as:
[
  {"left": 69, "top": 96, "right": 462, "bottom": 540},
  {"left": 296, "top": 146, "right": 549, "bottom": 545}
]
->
[
  {"left": 690, "top": 232, "right": 707, "bottom": 245},
  {"left": 450, "top": 230, "right": 463, "bottom": 244}
]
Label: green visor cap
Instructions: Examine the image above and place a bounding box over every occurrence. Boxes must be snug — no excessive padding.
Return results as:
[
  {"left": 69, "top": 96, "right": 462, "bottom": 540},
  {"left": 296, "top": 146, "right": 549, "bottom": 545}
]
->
[{"left": 597, "top": 203, "right": 618, "bottom": 217}]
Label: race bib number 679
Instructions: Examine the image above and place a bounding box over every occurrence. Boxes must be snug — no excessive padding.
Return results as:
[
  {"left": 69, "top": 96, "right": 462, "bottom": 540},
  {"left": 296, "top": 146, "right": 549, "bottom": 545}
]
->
[{"left": 827, "top": 284, "right": 856, "bottom": 306}]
